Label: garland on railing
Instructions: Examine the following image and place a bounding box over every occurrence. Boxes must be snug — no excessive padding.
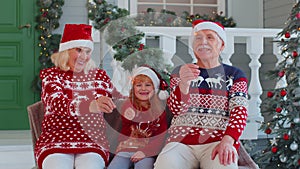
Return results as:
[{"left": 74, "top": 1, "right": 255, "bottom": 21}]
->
[
  {"left": 88, "top": 2, "right": 236, "bottom": 30},
  {"left": 32, "top": 0, "right": 64, "bottom": 92},
  {"left": 87, "top": 0, "right": 129, "bottom": 31},
  {"left": 136, "top": 9, "right": 236, "bottom": 27}
]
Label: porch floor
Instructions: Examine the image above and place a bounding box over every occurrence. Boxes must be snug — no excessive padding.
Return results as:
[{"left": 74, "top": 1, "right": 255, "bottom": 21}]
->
[
  {"left": 0, "top": 130, "right": 268, "bottom": 169},
  {"left": 0, "top": 130, "right": 35, "bottom": 169}
]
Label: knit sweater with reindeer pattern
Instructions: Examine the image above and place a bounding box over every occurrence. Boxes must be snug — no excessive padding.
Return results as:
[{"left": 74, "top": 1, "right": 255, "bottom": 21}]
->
[
  {"left": 166, "top": 64, "right": 248, "bottom": 150},
  {"left": 115, "top": 99, "right": 168, "bottom": 157}
]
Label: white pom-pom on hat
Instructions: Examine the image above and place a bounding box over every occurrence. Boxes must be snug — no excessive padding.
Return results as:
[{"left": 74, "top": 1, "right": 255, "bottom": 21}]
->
[{"left": 158, "top": 90, "right": 169, "bottom": 100}]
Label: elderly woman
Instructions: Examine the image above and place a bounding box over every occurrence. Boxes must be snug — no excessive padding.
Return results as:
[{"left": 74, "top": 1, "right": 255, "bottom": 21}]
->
[{"left": 35, "top": 24, "right": 116, "bottom": 169}]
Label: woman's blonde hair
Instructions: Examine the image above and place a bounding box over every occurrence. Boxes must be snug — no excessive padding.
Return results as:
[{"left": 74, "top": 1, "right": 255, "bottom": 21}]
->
[{"left": 51, "top": 50, "right": 97, "bottom": 74}]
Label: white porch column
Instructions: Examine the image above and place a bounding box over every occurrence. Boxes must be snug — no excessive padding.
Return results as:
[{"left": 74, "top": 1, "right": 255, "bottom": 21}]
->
[
  {"left": 221, "top": 35, "right": 235, "bottom": 65},
  {"left": 117, "top": 0, "right": 128, "bottom": 10},
  {"left": 160, "top": 36, "right": 176, "bottom": 67},
  {"left": 98, "top": 31, "right": 110, "bottom": 69},
  {"left": 241, "top": 36, "right": 264, "bottom": 139}
]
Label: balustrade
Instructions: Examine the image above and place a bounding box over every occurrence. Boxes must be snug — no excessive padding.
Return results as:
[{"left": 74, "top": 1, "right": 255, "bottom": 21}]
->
[{"left": 97, "top": 26, "right": 282, "bottom": 139}]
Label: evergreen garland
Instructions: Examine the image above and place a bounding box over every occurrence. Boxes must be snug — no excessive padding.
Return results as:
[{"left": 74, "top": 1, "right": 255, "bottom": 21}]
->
[
  {"left": 137, "top": 10, "right": 236, "bottom": 27},
  {"left": 87, "top": 0, "right": 129, "bottom": 31},
  {"left": 33, "top": 0, "right": 64, "bottom": 92}
]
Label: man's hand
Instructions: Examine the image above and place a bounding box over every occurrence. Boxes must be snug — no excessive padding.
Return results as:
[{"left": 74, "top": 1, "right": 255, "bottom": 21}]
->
[
  {"left": 211, "top": 135, "right": 237, "bottom": 166},
  {"left": 179, "top": 64, "right": 200, "bottom": 94}
]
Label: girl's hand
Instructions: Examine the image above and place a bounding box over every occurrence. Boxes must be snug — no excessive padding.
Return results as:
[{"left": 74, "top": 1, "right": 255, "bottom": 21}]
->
[
  {"left": 89, "top": 96, "right": 116, "bottom": 113},
  {"left": 130, "top": 151, "right": 146, "bottom": 162}
]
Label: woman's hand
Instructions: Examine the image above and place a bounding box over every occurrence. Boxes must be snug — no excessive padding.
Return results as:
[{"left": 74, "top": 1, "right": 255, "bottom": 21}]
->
[
  {"left": 89, "top": 96, "right": 116, "bottom": 113},
  {"left": 211, "top": 135, "right": 237, "bottom": 166},
  {"left": 130, "top": 151, "right": 146, "bottom": 163}
]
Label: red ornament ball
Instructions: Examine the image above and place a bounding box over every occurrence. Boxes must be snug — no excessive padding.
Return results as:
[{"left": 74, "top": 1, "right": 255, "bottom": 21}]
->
[
  {"left": 278, "top": 71, "right": 285, "bottom": 77},
  {"left": 265, "top": 128, "right": 272, "bottom": 134},
  {"left": 285, "top": 32, "right": 291, "bottom": 38},
  {"left": 292, "top": 51, "right": 298, "bottom": 57},
  {"left": 296, "top": 12, "right": 300, "bottom": 19},
  {"left": 298, "top": 159, "right": 300, "bottom": 165},
  {"left": 271, "top": 146, "right": 278, "bottom": 153},
  {"left": 267, "top": 91, "right": 274, "bottom": 98},
  {"left": 283, "top": 133, "right": 289, "bottom": 140},
  {"left": 280, "top": 89, "right": 287, "bottom": 97},
  {"left": 138, "top": 44, "right": 145, "bottom": 51},
  {"left": 275, "top": 107, "right": 282, "bottom": 113}
]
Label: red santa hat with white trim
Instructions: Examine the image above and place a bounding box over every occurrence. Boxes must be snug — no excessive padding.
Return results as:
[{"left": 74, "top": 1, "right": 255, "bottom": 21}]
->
[
  {"left": 131, "top": 66, "right": 169, "bottom": 100},
  {"left": 192, "top": 20, "right": 226, "bottom": 46},
  {"left": 59, "top": 24, "right": 94, "bottom": 52}
]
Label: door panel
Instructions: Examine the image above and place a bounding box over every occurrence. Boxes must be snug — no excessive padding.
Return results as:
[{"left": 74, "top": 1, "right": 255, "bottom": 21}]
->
[{"left": 0, "top": 0, "right": 36, "bottom": 129}]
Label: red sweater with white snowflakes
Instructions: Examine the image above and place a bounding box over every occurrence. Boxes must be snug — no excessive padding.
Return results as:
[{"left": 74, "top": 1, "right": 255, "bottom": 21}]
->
[
  {"left": 166, "top": 64, "right": 248, "bottom": 150},
  {"left": 35, "top": 67, "right": 113, "bottom": 169}
]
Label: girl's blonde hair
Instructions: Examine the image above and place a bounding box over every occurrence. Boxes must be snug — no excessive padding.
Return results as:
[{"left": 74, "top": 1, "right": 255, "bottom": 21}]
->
[
  {"left": 128, "top": 74, "right": 165, "bottom": 120},
  {"left": 51, "top": 50, "right": 97, "bottom": 74}
]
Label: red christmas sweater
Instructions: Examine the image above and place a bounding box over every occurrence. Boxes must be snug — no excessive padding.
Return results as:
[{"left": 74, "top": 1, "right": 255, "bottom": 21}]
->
[
  {"left": 115, "top": 99, "right": 168, "bottom": 157},
  {"left": 166, "top": 64, "right": 248, "bottom": 150},
  {"left": 35, "top": 67, "right": 113, "bottom": 169}
]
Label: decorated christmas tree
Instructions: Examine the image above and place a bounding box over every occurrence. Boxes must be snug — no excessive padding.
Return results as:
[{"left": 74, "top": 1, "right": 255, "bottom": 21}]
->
[{"left": 256, "top": 2, "right": 300, "bottom": 169}]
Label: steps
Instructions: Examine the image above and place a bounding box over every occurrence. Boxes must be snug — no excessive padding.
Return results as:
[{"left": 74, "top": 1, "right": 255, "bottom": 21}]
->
[{"left": 0, "top": 130, "right": 35, "bottom": 169}]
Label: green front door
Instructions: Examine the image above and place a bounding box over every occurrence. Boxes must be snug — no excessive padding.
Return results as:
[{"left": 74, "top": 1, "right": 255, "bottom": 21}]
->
[{"left": 0, "top": 0, "right": 37, "bottom": 129}]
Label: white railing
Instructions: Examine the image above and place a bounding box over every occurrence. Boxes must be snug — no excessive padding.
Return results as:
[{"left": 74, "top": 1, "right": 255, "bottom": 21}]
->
[{"left": 98, "top": 27, "right": 282, "bottom": 140}]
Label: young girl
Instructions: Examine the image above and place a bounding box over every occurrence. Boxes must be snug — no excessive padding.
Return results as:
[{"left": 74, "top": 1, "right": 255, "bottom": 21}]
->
[{"left": 107, "top": 66, "right": 169, "bottom": 169}]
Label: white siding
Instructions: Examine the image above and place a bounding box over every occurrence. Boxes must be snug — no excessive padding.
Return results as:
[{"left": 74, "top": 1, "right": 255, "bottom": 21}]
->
[
  {"left": 227, "top": 0, "right": 263, "bottom": 28},
  {"left": 264, "top": 0, "right": 295, "bottom": 28}
]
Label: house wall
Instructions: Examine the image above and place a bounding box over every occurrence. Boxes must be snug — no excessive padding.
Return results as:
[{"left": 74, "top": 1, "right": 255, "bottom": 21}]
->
[
  {"left": 260, "top": 0, "right": 295, "bottom": 99},
  {"left": 264, "top": 0, "right": 295, "bottom": 28},
  {"left": 227, "top": 0, "right": 264, "bottom": 28}
]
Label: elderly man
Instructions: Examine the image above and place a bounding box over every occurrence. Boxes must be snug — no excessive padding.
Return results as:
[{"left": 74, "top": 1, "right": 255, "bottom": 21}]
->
[{"left": 154, "top": 20, "right": 248, "bottom": 169}]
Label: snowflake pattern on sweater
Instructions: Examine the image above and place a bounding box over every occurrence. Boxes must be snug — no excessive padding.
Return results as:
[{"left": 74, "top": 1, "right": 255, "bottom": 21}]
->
[
  {"left": 35, "top": 67, "right": 113, "bottom": 169},
  {"left": 166, "top": 64, "right": 248, "bottom": 150}
]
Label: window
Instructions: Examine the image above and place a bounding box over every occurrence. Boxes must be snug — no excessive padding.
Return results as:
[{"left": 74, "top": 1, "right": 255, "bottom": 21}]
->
[{"left": 130, "top": 0, "right": 225, "bottom": 16}]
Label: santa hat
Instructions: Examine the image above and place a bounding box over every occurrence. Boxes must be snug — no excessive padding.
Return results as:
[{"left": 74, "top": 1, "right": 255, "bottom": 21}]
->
[
  {"left": 131, "top": 66, "right": 169, "bottom": 100},
  {"left": 192, "top": 20, "right": 226, "bottom": 45},
  {"left": 59, "top": 24, "right": 94, "bottom": 52}
]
